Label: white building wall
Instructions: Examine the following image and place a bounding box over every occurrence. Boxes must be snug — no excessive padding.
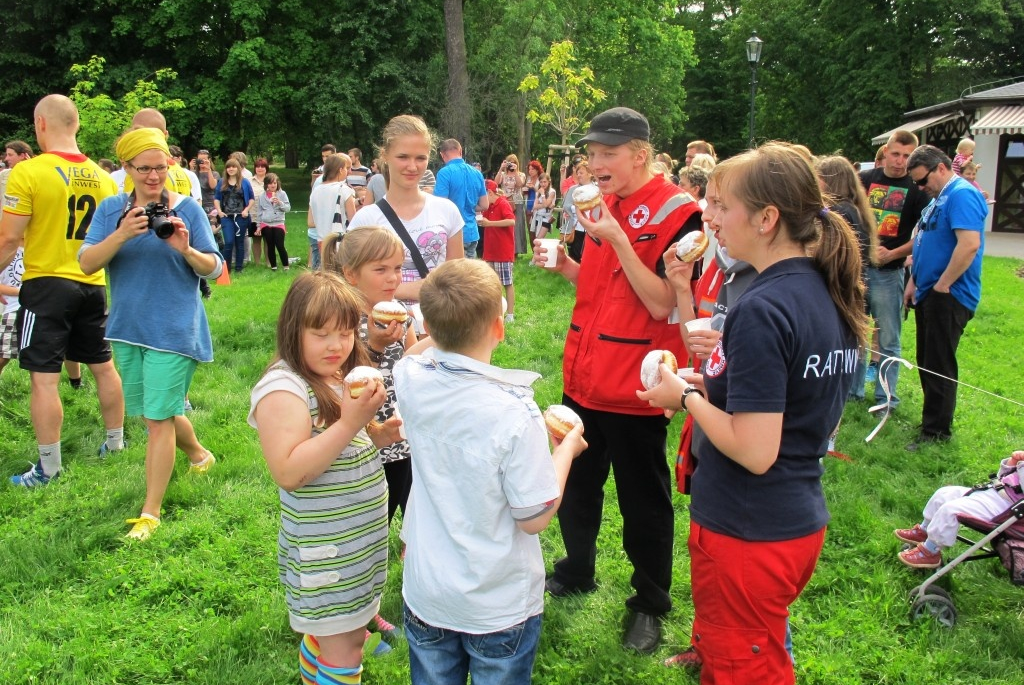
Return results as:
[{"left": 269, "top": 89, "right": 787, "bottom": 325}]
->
[{"left": 973, "top": 132, "right": 999, "bottom": 232}]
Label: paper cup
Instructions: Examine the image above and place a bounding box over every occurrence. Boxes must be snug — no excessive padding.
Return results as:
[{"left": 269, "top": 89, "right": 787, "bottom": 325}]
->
[
  {"left": 677, "top": 367, "right": 695, "bottom": 378},
  {"left": 538, "top": 238, "right": 561, "bottom": 267},
  {"left": 684, "top": 318, "right": 714, "bottom": 333}
]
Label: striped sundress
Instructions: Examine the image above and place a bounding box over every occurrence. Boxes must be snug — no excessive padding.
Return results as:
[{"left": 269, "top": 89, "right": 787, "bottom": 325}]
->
[{"left": 253, "top": 363, "right": 389, "bottom": 635}]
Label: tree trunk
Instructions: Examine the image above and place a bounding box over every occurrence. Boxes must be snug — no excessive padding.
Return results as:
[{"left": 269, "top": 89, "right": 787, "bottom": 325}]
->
[
  {"left": 516, "top": 92, "right": 528, "bottom": 166},
  {"left": 442, "top": 0, "right": 471, "bottom": 147}
]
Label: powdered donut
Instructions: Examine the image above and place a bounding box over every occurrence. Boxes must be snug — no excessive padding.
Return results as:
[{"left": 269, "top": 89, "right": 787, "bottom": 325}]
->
[
  {"left": 344, "top": 366, "right": 384, "bottom": 398},
  {"left": 573, "top": 184, "right": 602, "bottom": 214},
  {"left": 640, "top": 349, "right": 679, "bottom": 390},
  {"left": 544, "top": 404, "right": 583, "bottom": 440},
  {"left": 371, "top": 301, "right": 409, "bottom": 326},
  {"left": 675, "top": 231, "right": 710, "bottom": 262}
]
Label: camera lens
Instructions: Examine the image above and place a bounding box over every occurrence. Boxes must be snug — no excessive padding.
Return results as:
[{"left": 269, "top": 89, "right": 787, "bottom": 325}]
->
[{"left": 152, "top": 216, "right": 175, "bottom": 239}]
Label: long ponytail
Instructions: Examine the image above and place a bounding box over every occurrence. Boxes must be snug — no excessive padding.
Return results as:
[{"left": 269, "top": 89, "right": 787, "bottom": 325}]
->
[{"left": 814, "top": 209, "right": 869, "bottom": 348}]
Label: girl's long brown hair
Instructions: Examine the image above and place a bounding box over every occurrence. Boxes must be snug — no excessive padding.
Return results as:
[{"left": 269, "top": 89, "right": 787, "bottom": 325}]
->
[
  {"left": 816, "top": 155, "right": 879, "bottom": 267},
  {"left": 273, "top": 271, "right": 370, "bottom": 426},
  {"left": 712, "top": 143, "right": 869, "bottom": 348}
]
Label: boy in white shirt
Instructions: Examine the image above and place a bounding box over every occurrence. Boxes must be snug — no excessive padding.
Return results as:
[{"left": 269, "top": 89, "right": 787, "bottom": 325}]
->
[{"left": 393, "top": 259, "right": 585, "bottom": 685}]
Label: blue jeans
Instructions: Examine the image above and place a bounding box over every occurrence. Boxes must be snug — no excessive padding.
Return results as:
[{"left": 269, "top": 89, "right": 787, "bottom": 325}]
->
[
  {"left": 859, "top": 267, "right": 904, "bottom": 408},
  {"left": 405, "top": 604, "right": 541, "bottom": 685},
  {"left": 220, "top": 214, "right": 249, "bottom": 271},
  {"left": 308, "top": 234, "right": 320, "bottom": 269},
  {"left": 464, "top": 240, "right": 479, "bottom": 260}
]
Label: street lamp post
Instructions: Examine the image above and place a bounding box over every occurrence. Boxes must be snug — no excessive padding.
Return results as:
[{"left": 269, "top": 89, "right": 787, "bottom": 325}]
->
[{"left": 746, "top": 31, "right": 764, "bottom": 149}]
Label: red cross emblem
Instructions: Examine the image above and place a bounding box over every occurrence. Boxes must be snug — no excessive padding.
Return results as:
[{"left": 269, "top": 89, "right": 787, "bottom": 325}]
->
[
  {"left": 628, "top": 204, "right": 650, "bottom": 229},
  {"left": 705, "top": 340, "right": 726, "bottom": 378}
]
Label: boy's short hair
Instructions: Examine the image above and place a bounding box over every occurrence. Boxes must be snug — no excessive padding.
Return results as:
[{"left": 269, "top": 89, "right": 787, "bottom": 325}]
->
[
  {"left": 420, "top": 260, "right": 503, "bottom": 352},
  {"left": 887, "top": 129, "right": 918, "bottom": 148}
]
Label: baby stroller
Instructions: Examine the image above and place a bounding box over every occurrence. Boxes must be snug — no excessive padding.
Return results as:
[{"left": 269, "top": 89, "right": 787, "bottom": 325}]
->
[{"left": 908, "top": 499, "right": 1024, "bottom": 626}]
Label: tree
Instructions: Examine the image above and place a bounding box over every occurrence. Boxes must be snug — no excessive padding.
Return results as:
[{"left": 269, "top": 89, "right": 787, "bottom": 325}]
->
[
  {"left": 442, "top": 0, "right": 472, "bottom": 147},
  {"left": 518, "top": 40, "right": 606, "bottom": 147},
  {"left": 68, "top": 55, "right": 185, "bottom": 159}
]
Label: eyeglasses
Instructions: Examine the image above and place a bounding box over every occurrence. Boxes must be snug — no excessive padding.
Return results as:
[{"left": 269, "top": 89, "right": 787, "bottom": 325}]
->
[
  {"left": 914, "top": 166, "right": 936, "bottom": 187},
  {"left": 198, "top": 149, "right": 210, "bottom": 155},
  {"left": 128, "top": 163, "right": 169, "bottom": 175}
]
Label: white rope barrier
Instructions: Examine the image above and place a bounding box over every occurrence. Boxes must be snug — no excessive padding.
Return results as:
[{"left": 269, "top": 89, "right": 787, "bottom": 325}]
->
[{"left": 861, "top": 347, "right": 1024, "bottom": 443}]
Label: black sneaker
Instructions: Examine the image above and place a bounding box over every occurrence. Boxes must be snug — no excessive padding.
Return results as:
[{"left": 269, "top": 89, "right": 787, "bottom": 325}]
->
[
  {"left": 544, "top": 576, "right": 597, "bottom": 598},
  {"left": 906, "top": 432, "right": 950, "bottom": 452},
  {"left": 623, "top": 611, "right": 662, "bottom": 654}
]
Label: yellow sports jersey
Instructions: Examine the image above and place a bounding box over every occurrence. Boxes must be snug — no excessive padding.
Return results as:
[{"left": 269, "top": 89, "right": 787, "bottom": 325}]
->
[
  {"left": 2, "top": 152, "right": 117, "bottom": 285},
  {"left": 123, "top": 163, "right": 194, "bottom": 196}
]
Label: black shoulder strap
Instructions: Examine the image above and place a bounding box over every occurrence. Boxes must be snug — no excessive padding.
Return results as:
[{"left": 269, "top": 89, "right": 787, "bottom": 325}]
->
[{"left": 376, "top": 198, "right": 429, "bottom": 279}]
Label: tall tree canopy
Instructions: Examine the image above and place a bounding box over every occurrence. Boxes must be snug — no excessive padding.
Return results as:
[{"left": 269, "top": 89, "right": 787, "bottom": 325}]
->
[{"left": 2, "top": 0, "right": 1021, "bottom": 166}]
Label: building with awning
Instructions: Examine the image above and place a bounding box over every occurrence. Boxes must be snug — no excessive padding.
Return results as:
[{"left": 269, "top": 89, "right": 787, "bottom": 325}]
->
[{"left": 870, "top": 79, "right": 1024, "bottom": 232}]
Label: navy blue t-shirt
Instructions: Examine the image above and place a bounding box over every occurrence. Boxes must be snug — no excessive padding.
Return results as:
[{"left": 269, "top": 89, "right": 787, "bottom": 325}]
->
[{"left": 691, "top": 257, "right": 857, "bottom": 541}]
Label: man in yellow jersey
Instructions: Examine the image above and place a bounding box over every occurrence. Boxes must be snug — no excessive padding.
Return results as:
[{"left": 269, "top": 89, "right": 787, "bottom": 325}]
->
[{"left": 0, "top": 94, "right": 126, "bottom": 487}]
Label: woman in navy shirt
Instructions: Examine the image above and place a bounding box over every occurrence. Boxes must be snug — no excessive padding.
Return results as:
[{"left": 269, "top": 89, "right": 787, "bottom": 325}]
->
[{"left": 640, "top": 143, "right": 867, "bottom": 685}]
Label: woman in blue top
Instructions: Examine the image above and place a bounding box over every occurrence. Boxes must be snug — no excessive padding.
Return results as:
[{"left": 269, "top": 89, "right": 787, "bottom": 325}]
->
[
  {"left": 639, "top": 143, "right": 867, "bottom": 685},
  {"left": 80, "top": 127, "right": 224, "bottom": 542},
  {"left": 213, "top": 157, "right": 255, "bottom": 272}
]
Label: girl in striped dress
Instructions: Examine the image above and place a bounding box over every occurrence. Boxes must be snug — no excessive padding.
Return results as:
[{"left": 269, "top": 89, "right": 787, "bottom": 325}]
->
[{"left": 249, "top": 271, "right": 401, "bottom": 685}]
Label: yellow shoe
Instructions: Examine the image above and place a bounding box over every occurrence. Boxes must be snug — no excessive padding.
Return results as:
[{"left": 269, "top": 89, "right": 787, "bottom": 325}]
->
[
  {"left": 188, "top": 451, "right": 216, "bottom": 474},
  {"left": 125, "top": 514, "right": 160, "bottom": 541}
]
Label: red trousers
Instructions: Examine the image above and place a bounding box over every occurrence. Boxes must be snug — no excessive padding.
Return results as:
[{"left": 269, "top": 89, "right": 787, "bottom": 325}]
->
[{"left": 689, "top": 522, "right": 826, "bottom": 685}]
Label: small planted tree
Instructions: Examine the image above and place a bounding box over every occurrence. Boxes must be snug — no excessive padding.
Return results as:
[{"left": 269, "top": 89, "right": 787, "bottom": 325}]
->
[
  {"left": 518, "top": 40, "right": 606, "bottom": 147},
  {"left": 69, "top": 56, "right": 185, "bottom": 160}
]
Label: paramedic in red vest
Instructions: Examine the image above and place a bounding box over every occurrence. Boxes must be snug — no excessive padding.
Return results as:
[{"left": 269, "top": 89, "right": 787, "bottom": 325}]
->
[{"left": 533, "top": 107, "right": 702, "bottom": 654}]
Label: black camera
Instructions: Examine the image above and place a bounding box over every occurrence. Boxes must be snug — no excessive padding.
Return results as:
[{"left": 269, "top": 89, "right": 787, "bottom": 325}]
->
[{"left": 143, "top": 202, "right": 175, "bottom": 239}]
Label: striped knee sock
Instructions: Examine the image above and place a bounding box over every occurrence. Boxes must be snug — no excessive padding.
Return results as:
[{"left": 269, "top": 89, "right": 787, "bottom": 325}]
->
[
  {"left": 315, "top": 657, "right": 362, "bottom": 684},
  {"left": 299, "top": 634, "right": 320, "bottom": 685}
]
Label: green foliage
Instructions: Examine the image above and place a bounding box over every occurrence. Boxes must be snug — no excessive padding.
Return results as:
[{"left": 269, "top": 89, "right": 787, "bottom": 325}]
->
[
  {"left": 68, "top": 55, "right": 184, "bottom": 160},
  {"left": 519, "top": 40, "right": 607, "bottom": 146}
]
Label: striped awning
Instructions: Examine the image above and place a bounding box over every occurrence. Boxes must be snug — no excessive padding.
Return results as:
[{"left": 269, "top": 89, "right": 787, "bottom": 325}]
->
[
  {"left": 871, "top": 113, "right": 958, "bottom": 146},
  {"left": 972, "top": 105, "right": 1024, "bottom": 135}
]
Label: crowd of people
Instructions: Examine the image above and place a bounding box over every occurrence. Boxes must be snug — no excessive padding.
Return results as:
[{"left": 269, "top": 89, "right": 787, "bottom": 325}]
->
[{"left": 0, "top": 92, "right": 993, "bottom": 685}]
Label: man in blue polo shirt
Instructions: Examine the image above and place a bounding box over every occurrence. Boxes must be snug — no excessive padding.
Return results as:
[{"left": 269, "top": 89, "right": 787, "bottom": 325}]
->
[
  {"left": 435, "top": 139, "right": 488, "bottom": 258},
  {"left": 905, "top": 145, "right": 987, "bottom": 450}
]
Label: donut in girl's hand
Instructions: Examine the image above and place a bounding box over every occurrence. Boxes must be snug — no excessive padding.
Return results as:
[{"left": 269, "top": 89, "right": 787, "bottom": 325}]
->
[
  {"left": 640, "top": 349, "right": 678, "bottom": 390},
  {"left": 371, "top": 301, "right": 409, "bottom": 327},
  {"left": 344, "top": 366, "right": 384, "bottom": 398}
]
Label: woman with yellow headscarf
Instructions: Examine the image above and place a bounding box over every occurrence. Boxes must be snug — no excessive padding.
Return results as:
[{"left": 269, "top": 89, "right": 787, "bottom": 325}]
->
[{"left": 78, "top": 127, "right": 224, "bottom": 542}]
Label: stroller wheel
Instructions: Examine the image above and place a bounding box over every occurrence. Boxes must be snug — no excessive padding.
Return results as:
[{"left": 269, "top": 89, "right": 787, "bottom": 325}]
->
[
  {"left": 910, "top": 583, "right": 951, "bottom": 603},
  {"left": 910, "top": 592, "right": 957, "bottom": 628}
]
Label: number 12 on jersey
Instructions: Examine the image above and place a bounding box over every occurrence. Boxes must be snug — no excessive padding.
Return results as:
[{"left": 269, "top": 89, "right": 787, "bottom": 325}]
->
[{"left": 66, "top": 193, "right": 97, "bottom": 240}]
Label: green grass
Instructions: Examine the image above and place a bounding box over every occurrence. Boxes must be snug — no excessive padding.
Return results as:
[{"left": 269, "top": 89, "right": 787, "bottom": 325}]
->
[{"left": 2, "top": 190, "right": 1024, "bottom": 683}]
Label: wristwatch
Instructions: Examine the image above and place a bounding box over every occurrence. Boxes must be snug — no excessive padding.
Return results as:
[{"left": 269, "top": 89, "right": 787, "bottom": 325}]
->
[{"left": 681, "top": 386, "right": 705, "bottom": 411}]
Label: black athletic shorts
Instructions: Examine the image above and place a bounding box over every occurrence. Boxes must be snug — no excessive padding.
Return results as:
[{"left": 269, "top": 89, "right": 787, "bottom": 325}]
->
[{"left": 17, "top": 277, "right": 112, "bottom": 372}]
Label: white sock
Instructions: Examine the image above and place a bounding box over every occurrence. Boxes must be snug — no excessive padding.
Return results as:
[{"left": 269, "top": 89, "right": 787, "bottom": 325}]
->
[
  {"left": 38, "top": 443, "right": 61, "bottom": 476},
  {"left": 105, "top": 428, "right": 125, "bottom": 451}
]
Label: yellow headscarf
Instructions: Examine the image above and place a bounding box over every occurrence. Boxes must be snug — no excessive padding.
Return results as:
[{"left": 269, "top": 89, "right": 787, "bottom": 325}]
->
[{"left": 115, "top": 127, "right": 170, "bottom": 163}]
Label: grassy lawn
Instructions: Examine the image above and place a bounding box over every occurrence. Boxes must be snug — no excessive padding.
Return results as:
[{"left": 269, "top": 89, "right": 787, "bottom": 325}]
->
[{"left": 2, "top": 170, "right": 1022, "bottom": 683}]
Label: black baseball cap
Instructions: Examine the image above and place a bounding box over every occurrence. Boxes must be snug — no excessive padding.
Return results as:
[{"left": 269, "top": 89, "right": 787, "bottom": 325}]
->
[{"left": 577, "top": 107, "right": 650, "bottom": 146}]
